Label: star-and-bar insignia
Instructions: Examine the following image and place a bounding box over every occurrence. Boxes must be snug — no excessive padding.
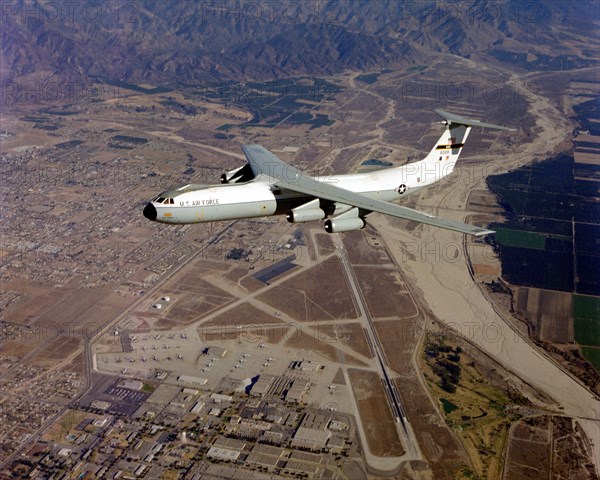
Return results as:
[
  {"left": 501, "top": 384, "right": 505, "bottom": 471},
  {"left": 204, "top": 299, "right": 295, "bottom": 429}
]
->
[{"left": 397, "top": 184, "right": 407, "bottom": 194}]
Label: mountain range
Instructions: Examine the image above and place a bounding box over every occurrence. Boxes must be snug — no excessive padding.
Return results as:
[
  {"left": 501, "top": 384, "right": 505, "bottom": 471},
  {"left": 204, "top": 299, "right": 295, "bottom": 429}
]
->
[{"left": 2, "top": 0, "right": 598, "bottom": 87}]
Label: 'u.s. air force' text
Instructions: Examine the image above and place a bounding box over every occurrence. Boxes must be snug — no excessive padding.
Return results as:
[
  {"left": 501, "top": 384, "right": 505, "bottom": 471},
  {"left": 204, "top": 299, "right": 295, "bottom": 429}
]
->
[{"left": 180, "top": 199, "right": 220, "bottom": 206}]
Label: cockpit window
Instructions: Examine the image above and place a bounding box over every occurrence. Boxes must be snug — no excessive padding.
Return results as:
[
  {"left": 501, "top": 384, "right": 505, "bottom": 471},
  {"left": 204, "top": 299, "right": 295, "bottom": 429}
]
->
[
  {"left": 155, "top": 197, "right": 176, "bottom": 205},
  {"left": 154, "top": 196, "right": 177, "bottom": 205}
]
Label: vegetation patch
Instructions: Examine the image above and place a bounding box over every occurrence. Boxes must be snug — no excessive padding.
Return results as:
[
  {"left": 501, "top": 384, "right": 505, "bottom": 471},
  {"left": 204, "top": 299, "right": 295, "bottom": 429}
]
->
[
  {"left": 34, "top": 124, "right": 60, "bottom": 131},
  {"left": 356, "top": 72, "right": 380, "bottom": 84},
  {"left": 91, "top": 77, "right": 171, "bottom": 94},
  {"left": 111, "top": 135, "right": 148, "bottom": 144},
  {"left": 205, "top": 77, "right": 341, "bottom": 130},
  {"left": 55, "top": 140, "right": 85, "bottom": 149},
  {"left": 406, "top": 65, "right": 428, "bottom": 73},
  {"left": 488, "top": 49, "right": 595, "bottom": 72},
  {"left": 440, "top": 398, "right": 459, "bottom": 414},
  {"left": 361, "top": 159, "right": 393, "bottom": 167},
  {"left": 574, "top": 295, "right": 600, "bottom": 347},
  {"left": 44, "top": 110, "right": 79, "bottom": 116},
  {"left": 494, "top": 228, "right": 546, "bottom": 250},
  {"left": 141, "top": 382, "right": 156, "bottom": 393},
  {"left": 424, "top": 338, "right": 462, "bottom": 393},
  {"left": 581, "top": 347, "right": 600, "bottom": 372},
  {"left": 421, "top": 334, "right": 519, "bottom": 480},
  {"left": 159, "top": 97, "right": 199, "bottom": 115},
  {"left": 214, "top": 133, "right": 233, "bottom": 140},
  {"left": 20, "top": 115, "right": 48, "bottom": 123}
]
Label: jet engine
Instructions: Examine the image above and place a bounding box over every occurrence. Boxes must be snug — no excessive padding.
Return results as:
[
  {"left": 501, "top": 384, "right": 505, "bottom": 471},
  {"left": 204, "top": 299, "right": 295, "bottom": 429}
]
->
[
  {"left": 286, "top": 208, "right": 326, "bottom": 223},
  {"left": 324, "top": 217, "right": 366, "bottom": 233},
  {"left": 323, "top": 206, "right": 366, "bottom": 233},
  {"left": 286, "top": 199, "right": 325, "bottom": 223},
  {"left": 220, "top": 163, "right": 254, "bottom": 184}
]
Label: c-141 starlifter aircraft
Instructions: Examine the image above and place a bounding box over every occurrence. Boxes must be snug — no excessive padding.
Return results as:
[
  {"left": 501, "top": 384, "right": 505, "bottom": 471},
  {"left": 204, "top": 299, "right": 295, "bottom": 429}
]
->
[{"left": 143, "top": 110, "right": 514, "bottom": 236}]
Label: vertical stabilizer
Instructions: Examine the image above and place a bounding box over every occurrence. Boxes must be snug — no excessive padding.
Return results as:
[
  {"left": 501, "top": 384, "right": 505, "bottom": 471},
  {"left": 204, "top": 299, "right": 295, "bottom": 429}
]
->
[
  {"left": 422, "top": 122, "right": 471, "bottom": 174},
  {"left": 402, "top": 110, "right": 514, "bottom": 186},
  {"left": 403, "top": 123, "right": 471, "bottom": 187}
]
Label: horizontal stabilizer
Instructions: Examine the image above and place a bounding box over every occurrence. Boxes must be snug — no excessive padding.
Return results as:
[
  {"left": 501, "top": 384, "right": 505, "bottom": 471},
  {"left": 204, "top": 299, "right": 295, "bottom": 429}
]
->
[{"left": 435, "top": 109, "right": 516, "bottom": 131}]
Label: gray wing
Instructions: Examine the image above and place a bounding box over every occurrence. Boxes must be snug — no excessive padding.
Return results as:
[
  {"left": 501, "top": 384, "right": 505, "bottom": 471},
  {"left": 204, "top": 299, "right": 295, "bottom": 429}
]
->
[{"left": 241, "top": 144, "right": 494, "bottom": 237}]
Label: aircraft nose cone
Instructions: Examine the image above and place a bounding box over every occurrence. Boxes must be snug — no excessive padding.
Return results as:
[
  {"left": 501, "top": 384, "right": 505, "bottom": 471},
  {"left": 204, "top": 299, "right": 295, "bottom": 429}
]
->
[{"left": 143, "top": 203, "right": 157, "bottom": 221}]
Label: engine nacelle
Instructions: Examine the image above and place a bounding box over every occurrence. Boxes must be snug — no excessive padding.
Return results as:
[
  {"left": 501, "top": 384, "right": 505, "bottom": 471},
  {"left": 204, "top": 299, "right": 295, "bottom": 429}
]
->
[
  {"left": 324, "top": 217, "right": 365, "bottom": 233},
  {"left": 221, "top": 163, "right": 254, "bottom": 184},
  {"left": 286, "top": 208, "right": 326, "bottom": 223}
]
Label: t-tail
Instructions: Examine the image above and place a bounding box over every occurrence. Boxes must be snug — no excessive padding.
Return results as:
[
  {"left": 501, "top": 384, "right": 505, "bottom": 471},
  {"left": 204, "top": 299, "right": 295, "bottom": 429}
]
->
[{"left": 404, "top": 109, "right": 515, "bottom": 186}]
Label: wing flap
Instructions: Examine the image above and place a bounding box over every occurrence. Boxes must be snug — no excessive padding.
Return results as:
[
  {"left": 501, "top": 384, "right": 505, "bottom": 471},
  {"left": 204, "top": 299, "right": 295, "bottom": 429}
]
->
[{"left": 242, "top": 144, "right": 494, "bottom": 237}]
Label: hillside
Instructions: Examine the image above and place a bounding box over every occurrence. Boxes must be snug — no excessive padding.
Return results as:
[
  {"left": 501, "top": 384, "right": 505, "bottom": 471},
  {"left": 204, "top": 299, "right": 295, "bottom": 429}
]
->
[{"left": 2, "top": 0, "right": 598, "bottom": 87}]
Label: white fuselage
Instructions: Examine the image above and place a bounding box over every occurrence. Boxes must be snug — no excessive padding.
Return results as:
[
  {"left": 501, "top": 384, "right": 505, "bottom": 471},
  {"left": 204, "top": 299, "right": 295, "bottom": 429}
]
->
[
  {"left": 143, "top": 159, "right": 456, "bottom": 225},
  {"left": 143, "top": 123, "right": 470, "bottom": 226}
]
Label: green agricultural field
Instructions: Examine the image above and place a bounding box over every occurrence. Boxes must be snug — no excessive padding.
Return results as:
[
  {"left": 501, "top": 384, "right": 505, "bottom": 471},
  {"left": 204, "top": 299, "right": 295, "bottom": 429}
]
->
[
  {"left": 574, "top": 295, "right": 600, "bottom": 347},
  {"left": 494, "top": 228, "right": 546, "bottom": 250},
  {"left": 581, "top": 347, "right": 600, "bottom": 372}
]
